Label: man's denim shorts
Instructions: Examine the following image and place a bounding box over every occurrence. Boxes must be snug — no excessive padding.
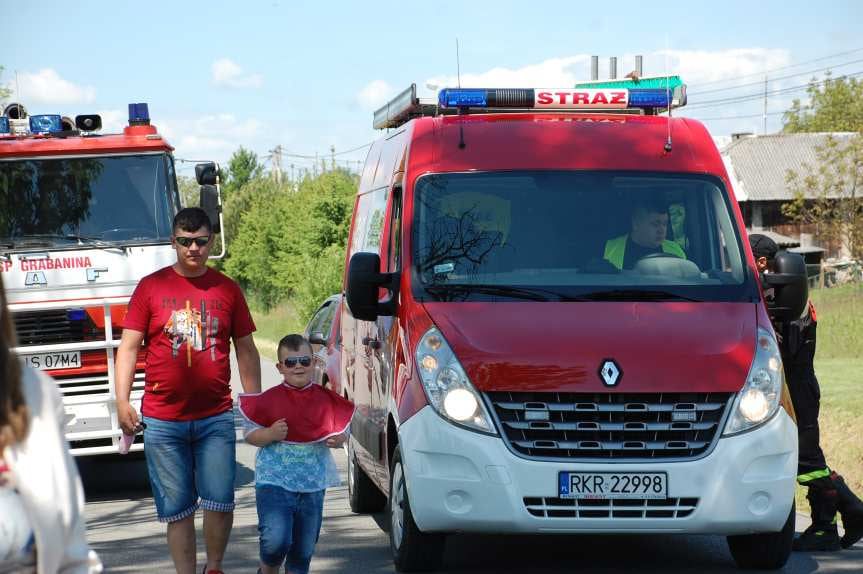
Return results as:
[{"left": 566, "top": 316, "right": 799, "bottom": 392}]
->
[
  {"left": 256, "top": 485, "right": 325, "bottom": 574},
  {"left": 143, "top": 411, "right": 236, "bottom": 523}
]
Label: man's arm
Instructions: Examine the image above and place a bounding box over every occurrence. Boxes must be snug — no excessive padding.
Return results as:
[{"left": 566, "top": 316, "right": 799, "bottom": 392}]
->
[
  {"left": 115, "top": 328, "right": 145, "bottom": 435},
  {"left": 234, "top": 333, "right": 262, "bottom": 393}
]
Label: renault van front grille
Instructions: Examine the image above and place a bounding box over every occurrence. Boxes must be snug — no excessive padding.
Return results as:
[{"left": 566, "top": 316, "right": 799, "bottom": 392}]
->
[
  {"left": 487, "top": 391, "right": 733, "bottom": 461},
  {"left": 523, "top": 496, "right": 699, "bottom": 519}
]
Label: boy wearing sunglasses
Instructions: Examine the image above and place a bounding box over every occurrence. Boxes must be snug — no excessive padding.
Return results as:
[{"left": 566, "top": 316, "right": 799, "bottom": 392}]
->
[{"left": 238, "top": 334, "right": 354, "bottom": 574}]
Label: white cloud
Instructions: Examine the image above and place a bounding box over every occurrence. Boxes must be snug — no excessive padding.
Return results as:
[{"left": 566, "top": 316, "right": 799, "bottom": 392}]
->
[
  {"left": 357, "top": 80, "right": 396, "bottom": 110},
  {"left": 211, "top": 58, "right": 263, "bottom": 89},
  {"left": 159, "top": 114, "right": 264, "bottom": 163},
  {"left": 96, "top": 109, "right": 126, "bottom": 134},
  {"left": 658, "top": 48, "right": 792, "bottom": 86},
  {"left": 14, "top": 69, "right": 96, "bottom": 105},
  {"left": 424, "top": 56, "right": 590, "bottom": 95}
]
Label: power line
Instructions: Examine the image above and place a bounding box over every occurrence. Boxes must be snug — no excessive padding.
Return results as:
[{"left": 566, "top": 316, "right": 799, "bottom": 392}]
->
[
  {"left": 686, "top": 46, "right": 863, "bottom": 88},
  {"left": 686, "top": 70, "right": 863, "bottom": 110},
  {"left": 688, "top": 57, "right": 863, "bottom": 96}
]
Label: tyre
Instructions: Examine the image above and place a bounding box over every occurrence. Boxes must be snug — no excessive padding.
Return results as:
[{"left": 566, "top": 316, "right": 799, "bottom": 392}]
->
[
  {"left": 347, "top": 438, "right": 386, "bottom": 513},
  {"left": 727, "top": 502, "right": 795, "bottom": 570},
  {"left": 389, "top": 445, "right": 445, "bottom": 572}
]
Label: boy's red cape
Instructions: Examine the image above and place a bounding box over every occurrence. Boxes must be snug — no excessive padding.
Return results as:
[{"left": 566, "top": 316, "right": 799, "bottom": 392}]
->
[{"left": 238, "top": 383, "right": 355, "bottom": 444}]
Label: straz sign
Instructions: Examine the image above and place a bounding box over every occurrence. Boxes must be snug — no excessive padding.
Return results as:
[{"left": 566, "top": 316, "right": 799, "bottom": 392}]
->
[{"left": 535, "top": 88, "right": 628, "bottom": 109}]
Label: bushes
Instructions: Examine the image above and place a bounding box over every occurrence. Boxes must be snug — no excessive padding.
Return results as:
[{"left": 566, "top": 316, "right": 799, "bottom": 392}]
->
[{"left": 223, "top": 168, "right": 356, "bottom": 323}]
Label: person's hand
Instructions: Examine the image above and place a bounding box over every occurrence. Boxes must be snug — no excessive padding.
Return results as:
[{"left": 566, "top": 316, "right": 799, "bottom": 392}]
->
[
  {"left": 326, "top": 433, "right": 347, "bottom": 448},
  {"left": 268, "top": 419, "right": 288, "bottom": 442},
  {"left": 117, "top": 400, "right": 141, "bottom": 435}
]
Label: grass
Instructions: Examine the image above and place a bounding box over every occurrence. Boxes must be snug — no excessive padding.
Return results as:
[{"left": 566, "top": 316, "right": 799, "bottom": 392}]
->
[
  {"left": 794, "top": 283, "right": 863, "bottom": 516},
  {"left": 250, "top": 300, "right": 305, "bottom": 360}
]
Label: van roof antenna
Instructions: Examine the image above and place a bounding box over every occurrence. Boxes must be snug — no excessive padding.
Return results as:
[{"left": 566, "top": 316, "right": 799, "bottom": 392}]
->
[
  {"left": 456, "top": 38, "right": 466, "bottom": 149},
  {"left": 664, "top": 38, "right": 673, "bottom": 153}
]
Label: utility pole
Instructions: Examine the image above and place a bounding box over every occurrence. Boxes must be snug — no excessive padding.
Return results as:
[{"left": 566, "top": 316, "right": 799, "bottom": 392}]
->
[
  {"left": 330, "top": 145, "right": 336, "bottom": 171},
  {"left": 763, "top": 75, "right": 768, "bottom": 135},
  {"left": 270, "top": 145, "right": 283, "bottom": 184},
  {"left": 314, "top": 152, "right": 319, "bottom": 177},
  {"left": 290, "top": 163, "right": 295, "bottom": 190}
]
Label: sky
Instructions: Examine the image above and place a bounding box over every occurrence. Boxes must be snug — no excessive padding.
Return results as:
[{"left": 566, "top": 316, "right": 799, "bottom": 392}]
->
[{"left": 3, "top": 0, "right": 861, "bottom": 177}]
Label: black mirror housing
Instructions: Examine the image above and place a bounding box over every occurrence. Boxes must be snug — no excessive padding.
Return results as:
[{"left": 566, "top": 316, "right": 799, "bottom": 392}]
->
[
  {"left": 199, "top": 184, "right": 222, "bottom": 233},
  {"left": 763, "top": 251, "right": 809, "bottom": 322},
  {"left": 195, "top": 162, "right": 218, "bottom": 185},
  {"left": 309, "top": 332, "right": 327, "bottom": 345},
  {"left": 346, "top": 252, "right": 398, "bottom": 321}
]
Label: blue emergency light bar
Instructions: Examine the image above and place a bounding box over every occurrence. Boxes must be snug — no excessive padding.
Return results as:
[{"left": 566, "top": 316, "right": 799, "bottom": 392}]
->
[
  {"left": 28, "top": 114, "right": 63, "bottom": 133},
  {"left": 128, "top": 102, "right": 150, "bottom": 125},
  {"left": 438, "top": 86, "right": 686, "bottom": 112},
  {"left": 0, "top": 117, "right": 9, "bottom": 134}
]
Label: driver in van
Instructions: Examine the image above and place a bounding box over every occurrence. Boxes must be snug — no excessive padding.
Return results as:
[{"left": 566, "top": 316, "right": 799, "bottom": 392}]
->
[{"left": 603, "top": 199, "right": 686, "bottom": 270}]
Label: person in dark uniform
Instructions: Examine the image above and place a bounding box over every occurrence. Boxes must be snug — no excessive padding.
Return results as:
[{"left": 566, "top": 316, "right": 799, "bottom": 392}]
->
[{"left": 750, "top": 233, "right": 863, "bottom": 551}]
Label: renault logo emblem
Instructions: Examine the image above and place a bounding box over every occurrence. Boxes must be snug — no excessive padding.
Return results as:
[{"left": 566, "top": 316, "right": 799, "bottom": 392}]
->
[{"left": 599, "top": 359, "right": 622, "bottom": 386}]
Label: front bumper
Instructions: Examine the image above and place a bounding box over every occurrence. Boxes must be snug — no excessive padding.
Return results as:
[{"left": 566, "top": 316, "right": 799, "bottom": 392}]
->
[{"left": 399, "top": 406, "right": 797, "bottom": 535}]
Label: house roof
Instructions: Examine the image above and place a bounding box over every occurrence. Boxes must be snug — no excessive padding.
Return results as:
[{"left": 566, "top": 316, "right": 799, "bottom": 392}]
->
[
  {"left": 746, "top": 229, "right": 800, "bottom": 248},
  {"left": 722, "top": 132, "right": 857, "bottom": 202}
]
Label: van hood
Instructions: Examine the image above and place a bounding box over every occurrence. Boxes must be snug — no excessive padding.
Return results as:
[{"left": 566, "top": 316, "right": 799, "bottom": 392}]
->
[{"left": 422, "top": 302, "right": 756, "bottom": 393}]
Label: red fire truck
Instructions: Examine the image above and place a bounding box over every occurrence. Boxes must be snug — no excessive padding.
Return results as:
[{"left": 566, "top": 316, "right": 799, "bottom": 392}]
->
[{"left": 0, "top": 103, "right": 223, "bottom": 455}]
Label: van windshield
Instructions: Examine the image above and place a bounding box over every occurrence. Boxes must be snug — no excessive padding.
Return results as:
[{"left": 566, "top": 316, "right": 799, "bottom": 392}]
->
[
  {"left": 412, "top": 171, "right": 757, "bottom": 303},
  {"left": 0, "top": 153, "right": 177, "bottom": 250}
]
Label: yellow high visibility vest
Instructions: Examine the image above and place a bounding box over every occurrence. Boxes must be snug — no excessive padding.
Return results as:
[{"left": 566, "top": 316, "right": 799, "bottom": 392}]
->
[{"left": 604, "top": 234, "right": 686, "bottom": 270}]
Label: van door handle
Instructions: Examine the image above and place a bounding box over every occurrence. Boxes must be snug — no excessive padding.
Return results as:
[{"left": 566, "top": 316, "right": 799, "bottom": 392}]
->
[{"left": 362, "top": 336, "right": 381, "bottom": 350}]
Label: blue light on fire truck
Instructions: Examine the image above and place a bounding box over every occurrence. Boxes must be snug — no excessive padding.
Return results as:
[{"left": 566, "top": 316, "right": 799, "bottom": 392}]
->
[
  {"left": 67, "top": 309, "right": 86, "bottom": 322},
  {"left": 128, "top": 103, "right": 150, "bottom": 124},
  {"left": 28, "top": 114, "right": 63, "bottom": 133},
  {"left": 628, "top": 89, "right": 673, "bottom": 108},
  {"left": 0, "top": 117, "right": 9, "bottom": 134},
  {"left": 439, "top": 89, "right": 488, "bottom": 108}
]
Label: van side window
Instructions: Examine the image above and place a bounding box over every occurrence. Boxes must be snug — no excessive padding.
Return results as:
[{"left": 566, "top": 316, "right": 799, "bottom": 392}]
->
[
  {"left": 349, "top": 187, "right": 389, "bottom": 257},
  {"left": 387, "top": 187, "right": 402, "bottom": 272}
]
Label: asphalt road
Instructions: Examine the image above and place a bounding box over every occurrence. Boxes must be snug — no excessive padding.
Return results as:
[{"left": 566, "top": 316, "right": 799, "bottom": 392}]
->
[{"left": 79, "top": 353, "right": 863, "bottom": 573}]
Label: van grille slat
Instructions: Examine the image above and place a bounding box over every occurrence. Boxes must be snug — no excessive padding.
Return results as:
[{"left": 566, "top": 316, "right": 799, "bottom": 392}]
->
[
  {"left": 12, "top": 310, "right": 83, "bottom": 345},
  {"left": 523, "top": 496, "right": 699, "bottom": 519},
  {"left": 488, "top": 391, "right": 732, "bottom": 461}
]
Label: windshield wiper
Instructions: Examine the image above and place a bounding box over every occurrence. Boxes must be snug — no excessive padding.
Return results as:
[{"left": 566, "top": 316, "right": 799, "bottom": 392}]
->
[
  {"left": 577, "top": 289, "right": 702, "bottom": 302},
  {"left": 424, "top": 283, "right": 568, "bottom": 302},
  {"left": 11, "top": 234, "right": 126, "bottom": 252}
]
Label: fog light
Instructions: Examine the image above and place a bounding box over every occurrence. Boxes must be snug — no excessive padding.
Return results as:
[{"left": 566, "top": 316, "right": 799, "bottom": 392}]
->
[{"left": 443, "top": 388, "right": 477, "bottom": 421}]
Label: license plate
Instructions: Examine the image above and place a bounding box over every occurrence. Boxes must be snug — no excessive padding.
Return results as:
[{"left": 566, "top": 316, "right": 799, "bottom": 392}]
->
[
  {"left": 559, "top": 472, "right": 667, "bottom": 499},
  {"left": 21, "top": 351, "right": 81, "bottom": 371}
]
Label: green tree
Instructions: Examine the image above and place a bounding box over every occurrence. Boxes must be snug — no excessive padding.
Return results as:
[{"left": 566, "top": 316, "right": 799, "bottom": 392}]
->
[
  {"left": 177, "top": 175, "right": 199, "bottom": 208},
  {"left": 0, "top": 66, "right": 10, "bottom": 102},
  {"left": 223, "top": 147, "right": 263, "bottom": 195},
  {"left": 782, "top": 73, "right": 863, "bottom": 260},
  {"left": 783, "top": 74, "right": 863, "bottom": 133}
]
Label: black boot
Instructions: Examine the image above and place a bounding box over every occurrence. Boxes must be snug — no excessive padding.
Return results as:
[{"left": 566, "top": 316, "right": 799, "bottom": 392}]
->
[
  {"left": 832, "top": 472, "right": 863, "bottom": 549},
  {"left": 793, "top": 487, "right": 841, "bottom": 552}
]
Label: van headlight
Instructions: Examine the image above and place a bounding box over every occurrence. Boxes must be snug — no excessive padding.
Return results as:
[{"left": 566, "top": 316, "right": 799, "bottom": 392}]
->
[
  {"left": 723, "top": 327, "right": 785, "bottom": 435},
  {"left": 415, "top": 327, "right": 497, "bottom": 435}
]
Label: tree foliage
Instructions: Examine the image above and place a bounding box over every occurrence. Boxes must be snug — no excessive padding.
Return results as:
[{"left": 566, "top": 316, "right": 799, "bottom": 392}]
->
[
  {"left": 224, "top": 168, "right": 357, "bottom": 320},
  {"left": 0, "top": 66, "right": 10, "bottom": 102},
  {"left": 783, "top": 74, "right": 863, "bottom": 133},
  {"left": 782, "top": 74, "right": 863, "bottom": 260}
]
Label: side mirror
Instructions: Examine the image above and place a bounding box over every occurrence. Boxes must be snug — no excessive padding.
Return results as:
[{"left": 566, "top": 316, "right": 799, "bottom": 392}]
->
[
  {"left": 763, "top": 251, "right": 809, "bottom": 322},
  {"left": 199, "top": 184, "right": 222, "bottom": 233},
  {"left": 195, "top": 162, "right": 218, "bottom": 185},
  {"left": 346, "top": 252, "right": 398, "bottom": 321},
  {"left": 309, "top": 332, "right": 327, "bottom": 346}
]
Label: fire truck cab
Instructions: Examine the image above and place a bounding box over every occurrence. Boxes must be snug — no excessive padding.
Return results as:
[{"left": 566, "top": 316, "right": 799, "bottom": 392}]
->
[
  {"left": 0, "top": 103, "right": 223, "bottom": 456},
  {"left": 341, "top": 80, "right": 809, "bottom": 571}
]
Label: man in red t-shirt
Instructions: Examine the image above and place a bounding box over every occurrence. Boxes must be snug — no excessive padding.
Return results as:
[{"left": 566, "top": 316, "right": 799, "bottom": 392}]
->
[{"left": 115, "top": 207, "right": 261, "bottom": 574}]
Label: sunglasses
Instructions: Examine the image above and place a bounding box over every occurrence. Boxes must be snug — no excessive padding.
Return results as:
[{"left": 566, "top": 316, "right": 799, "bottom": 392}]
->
[
  {"left": 283, "top": 355, "right": 312, "bottom": 368},
  {"left": 175, "top": 236, "right": 210, "bottom": 248}
]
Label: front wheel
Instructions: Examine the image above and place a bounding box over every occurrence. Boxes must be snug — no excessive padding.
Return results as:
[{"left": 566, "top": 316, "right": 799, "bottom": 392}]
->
[
  {"left": 389, "top": 445, "right": 445, "bottom": 572},
  {"left": 726, "top": 502, "right": 795, "bottom": 570}
]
